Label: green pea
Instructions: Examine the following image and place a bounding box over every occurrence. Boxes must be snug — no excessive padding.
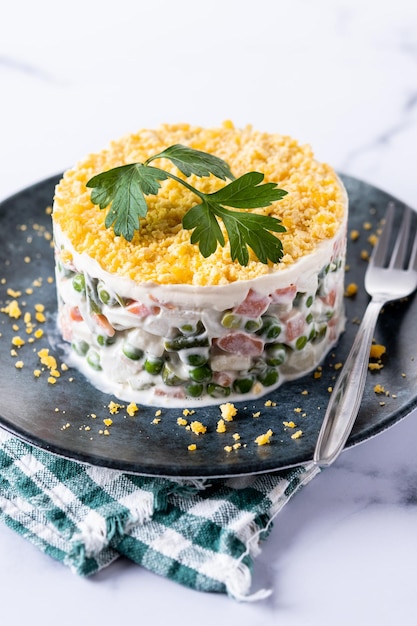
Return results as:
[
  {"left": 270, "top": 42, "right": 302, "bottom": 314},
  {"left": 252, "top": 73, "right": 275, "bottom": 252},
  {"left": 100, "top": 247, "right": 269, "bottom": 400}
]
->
[
  {"left": 164, "top": 334, "right": 209, "bottom": 351},
  {"left": 207, "top": 383, "right": 231, "bottom": 398},
  {"left": 179, "top": 320, "right": 204, "bottom": 335},
  {"left": 72, "top": 273, "right": 86, "bottom": 293},
  {"left": 97, "top": 282, "right": 115, "bottom": 305},
  {"left": 59, "top": 263, "right": 75, "bottom": 279},
  {"left": 189, "top": 365, "right": 212, "bottom": 383},
  {"left": 96, "top": 334, "right": 116, "bottom": 346},
  {"left": 233, "top": 377, "right": 254, "bottom": 394},
  {"left": 86, "top": 350, "right": 102, "bottom": 371},
  {"left": 221, "top": 312, "right": 242, "bottom": 329},
  {"left": 72, "top": 340, "right": 89, "bottom": 356},
  {"left": 249, "top": 359, "right": 267, "bottom": 375},
  {"left": 293, "top": 292, "right": 305, "bottom": 308},
  {"left": 183, "top": 352, "right": 208, "bottom": 367},
  {"left": 185, "top": 382, "right": 204, "bottom": 398},
  {"left": 144, "top": 357, "right": 164, "bottom": 375},
  {"left": 258, "top": 316, "right": 281, "bottom": 340},
  {"left": 257, "top": 367, "right": 279, "bottom": 387},
  {"left": 244, "top": 318, "right": 263, "bottom": 332},
  {"left": 295, "top": 336, "right": 308, "bottom": 350},
  {"left": 161, "top": 363, "right": 184, "bottom": 386},
  {"left": 312, "top": 325, "right": 327, "bottom": 343},
  {"left": 266, "top": 344, "right": 286, "bottom": 366},
  {"left": 122, "top": 342, "right": 144, "bottom": 360}
]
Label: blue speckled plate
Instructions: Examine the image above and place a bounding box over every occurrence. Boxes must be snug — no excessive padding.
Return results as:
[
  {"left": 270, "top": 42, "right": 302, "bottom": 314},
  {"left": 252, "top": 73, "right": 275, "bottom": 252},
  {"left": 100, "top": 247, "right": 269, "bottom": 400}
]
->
[{"left": 0, "top": 174, "right": 416, "bottom": 477}]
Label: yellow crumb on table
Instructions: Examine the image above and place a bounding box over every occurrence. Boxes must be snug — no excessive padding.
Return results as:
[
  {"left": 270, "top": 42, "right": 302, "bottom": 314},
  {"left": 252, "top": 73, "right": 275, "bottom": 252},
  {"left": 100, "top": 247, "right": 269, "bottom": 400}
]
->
[
  {"left": 177, "top": 417, "right": 188, "bottom": 426},
  {"left": 15, "top": 361, "right": 24, "bottom": 369},
  {"left": 188, "top": 444, "right": 197, "bottom": 451},
  {"left": 283, "top": 421, "right": 297, "bottom": 428},
  {"left": 291, "top": 430, "right": 303, "bottom": 440}
]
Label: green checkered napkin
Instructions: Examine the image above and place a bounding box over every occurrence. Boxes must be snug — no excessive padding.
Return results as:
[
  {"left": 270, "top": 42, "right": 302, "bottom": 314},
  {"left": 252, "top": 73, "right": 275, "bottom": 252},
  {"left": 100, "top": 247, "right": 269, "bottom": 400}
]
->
[{"left": 0, "top": 427, "right": 319, "bottom": 601}]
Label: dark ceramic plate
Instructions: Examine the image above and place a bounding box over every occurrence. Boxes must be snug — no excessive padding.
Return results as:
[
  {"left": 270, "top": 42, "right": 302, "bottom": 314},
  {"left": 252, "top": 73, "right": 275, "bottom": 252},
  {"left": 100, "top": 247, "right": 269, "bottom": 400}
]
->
[{"left": 0, "top": 174, "right": 416, "bottom": 477}]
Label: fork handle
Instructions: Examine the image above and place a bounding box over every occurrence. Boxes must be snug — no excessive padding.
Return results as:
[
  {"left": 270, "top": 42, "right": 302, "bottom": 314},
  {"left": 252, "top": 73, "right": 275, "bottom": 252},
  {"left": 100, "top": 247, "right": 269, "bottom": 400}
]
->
[{"left": 313, "top": 298, "right": 385, "bottom": 467}]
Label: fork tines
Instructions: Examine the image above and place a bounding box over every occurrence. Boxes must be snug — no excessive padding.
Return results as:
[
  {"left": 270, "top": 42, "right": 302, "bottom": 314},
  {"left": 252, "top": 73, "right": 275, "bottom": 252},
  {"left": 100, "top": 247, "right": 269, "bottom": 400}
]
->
[{"left": 371, "top": 203, "right": 417, "bottom": 271}]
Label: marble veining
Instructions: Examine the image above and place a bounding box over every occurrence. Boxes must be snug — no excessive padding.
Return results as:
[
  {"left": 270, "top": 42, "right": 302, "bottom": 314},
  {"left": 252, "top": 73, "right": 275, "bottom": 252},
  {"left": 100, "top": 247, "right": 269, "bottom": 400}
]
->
[{"left": 0, "top": 54, "right": 56, "bottom": 82}]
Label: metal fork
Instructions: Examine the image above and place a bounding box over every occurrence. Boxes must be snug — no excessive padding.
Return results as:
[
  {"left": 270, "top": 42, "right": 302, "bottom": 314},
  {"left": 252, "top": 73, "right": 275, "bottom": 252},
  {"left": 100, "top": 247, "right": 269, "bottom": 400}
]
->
[{"left": 314, "top": 203, "right": 417, "bottom": 467}]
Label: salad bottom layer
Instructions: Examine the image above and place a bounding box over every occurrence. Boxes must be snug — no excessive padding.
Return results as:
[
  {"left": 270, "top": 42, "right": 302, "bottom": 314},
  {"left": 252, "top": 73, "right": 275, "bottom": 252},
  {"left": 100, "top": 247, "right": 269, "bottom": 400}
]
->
[{"left": 55, "top": 232, "right": 346, "bottom": 408}]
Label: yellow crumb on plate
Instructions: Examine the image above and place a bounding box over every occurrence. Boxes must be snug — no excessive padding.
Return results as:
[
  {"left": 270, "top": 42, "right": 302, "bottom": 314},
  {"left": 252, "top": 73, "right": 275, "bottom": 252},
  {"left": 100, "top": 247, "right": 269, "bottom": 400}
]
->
[
  {"left": 216, "top": 419, "right": 226, "bottom": 433},
  {"left": 369, "top": 344, "right": 386, "bottom": 359},
  {"left": 190, "top": 421, "right": 207, "bottom": 435},
  {"left": 344, "top": 283, "right": 358, "bottom": 297},
  {"left": 126, "top": 402, "right": 139, "bottom": 416},
  {"left": 255, "top": 429, "right": 273, "bottom": 446},
  {"left": 373, "top": 384, "right": 385, "bottom": 394},
  {"left": 220, "top": 402, "right": 237, "bottom": 422}
]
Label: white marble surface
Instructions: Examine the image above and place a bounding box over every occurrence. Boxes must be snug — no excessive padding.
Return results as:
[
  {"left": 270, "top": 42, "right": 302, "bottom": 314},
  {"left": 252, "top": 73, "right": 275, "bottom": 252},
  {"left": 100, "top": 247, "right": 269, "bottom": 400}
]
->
[{"left": 1, "top": 0, "right": 417, "bottom": 623}]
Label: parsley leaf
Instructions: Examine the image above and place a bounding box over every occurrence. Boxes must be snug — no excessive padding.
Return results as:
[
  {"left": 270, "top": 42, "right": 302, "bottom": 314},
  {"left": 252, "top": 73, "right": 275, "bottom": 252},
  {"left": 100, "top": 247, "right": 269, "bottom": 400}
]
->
[
  {"left": 183, "top": 200, "right": 286, "bottom": 266},
  {"left": 182, "top": 201, "right": 225, "bottom": 258},
  {"left": 87, "top": 164, "right": 169, "bottom": 241},
  {"left": 86, "top": 144, "right": 288, "bottom": 265},
  {"left": 209, "top": 171, "right": 287, "bottom": 208},
  {"left": 145, "top": 144, "right": 235, "bottom": 181}
]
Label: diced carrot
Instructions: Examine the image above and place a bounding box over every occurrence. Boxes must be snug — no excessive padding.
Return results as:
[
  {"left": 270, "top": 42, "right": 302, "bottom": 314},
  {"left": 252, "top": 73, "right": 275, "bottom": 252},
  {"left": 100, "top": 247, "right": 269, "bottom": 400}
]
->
[
  {"left": 92, "top": 313, "right": 115, "bottom": 337},
  {"left": 69, "top": 306, "right": 83, "bottom": 322},
  {"left": 126, "top": 301, "right": 160, "bottom": 316}
]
